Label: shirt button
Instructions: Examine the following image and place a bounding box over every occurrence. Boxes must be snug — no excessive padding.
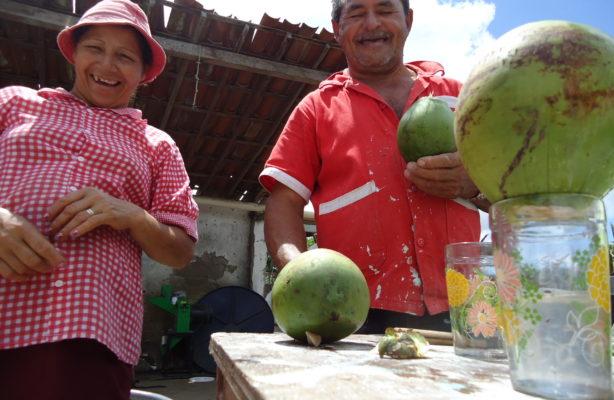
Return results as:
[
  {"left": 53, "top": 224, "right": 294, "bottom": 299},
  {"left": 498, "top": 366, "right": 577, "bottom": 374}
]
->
[
  {"left": 77, "top": 156, "right": 85, "bottom": 162},
  {"left": 411, "top": 184, "right": 418, "bottom": 191},
  {"left": 417, "top": 238, "right": 425, "bottom": 247},
  {"left": 53, "top": 280, "right": 64, "bottom": 287}
]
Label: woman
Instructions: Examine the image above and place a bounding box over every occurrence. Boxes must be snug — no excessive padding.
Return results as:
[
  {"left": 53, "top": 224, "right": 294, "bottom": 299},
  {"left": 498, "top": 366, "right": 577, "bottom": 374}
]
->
[{"left": 0, "top": 1, "right": 199, "bottom": 398}]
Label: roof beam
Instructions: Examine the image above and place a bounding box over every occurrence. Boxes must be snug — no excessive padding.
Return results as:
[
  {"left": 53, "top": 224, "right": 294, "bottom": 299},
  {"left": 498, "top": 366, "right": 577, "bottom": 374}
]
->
[
  {"left": 156, "top": 37, "right": 327, "bottom": 85},
  {"left": 0, "top": 0, "right": 77, "bottom": 31},
  {"left": 159, "top": 14, "right": 207, "bottom": 130},
  {"left": 200, "top": 74, "right": 273, "bottom": 196},
  {"left": 0, "top": 0, "right": 330, "bottom": 85},
  {"left": 228, "top": 82, "right": 307, "bottom": 196}
]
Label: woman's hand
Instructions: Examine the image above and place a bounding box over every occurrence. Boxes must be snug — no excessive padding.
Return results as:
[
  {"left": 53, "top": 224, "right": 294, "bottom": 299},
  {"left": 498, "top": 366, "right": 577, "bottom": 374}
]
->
[
  {"left": 403, "top": 152, "right": 479, "bottom": 199},
  {"left": 47, "top": 187, "right": 194, "bottom": 269},
  {"left": 0, "top": 208, "right": 64, "bottom": 281},
  {"left": 47, "top": 187, "right": 142, "bottom": 240}
]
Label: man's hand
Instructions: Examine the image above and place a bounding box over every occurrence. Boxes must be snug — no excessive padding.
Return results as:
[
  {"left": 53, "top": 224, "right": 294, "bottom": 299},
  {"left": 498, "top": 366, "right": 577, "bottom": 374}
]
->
[
  {"left": 403, "top": 152, "right": 479, "bottom": 199},
  {"left": 264, "top": 184, "right": 308, "bottom": 269},
  {"left": 0, "top": 208, "right": 64, "bottom": 281}
]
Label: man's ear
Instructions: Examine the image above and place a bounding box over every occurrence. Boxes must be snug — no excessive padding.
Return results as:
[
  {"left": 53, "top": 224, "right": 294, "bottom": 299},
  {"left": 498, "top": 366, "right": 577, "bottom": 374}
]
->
[
  {"left": 406, "top": 9, "right": 414, "bottom": 32},
  {"left": 332, "top": 19, "right": 340, "bottom": 41}
]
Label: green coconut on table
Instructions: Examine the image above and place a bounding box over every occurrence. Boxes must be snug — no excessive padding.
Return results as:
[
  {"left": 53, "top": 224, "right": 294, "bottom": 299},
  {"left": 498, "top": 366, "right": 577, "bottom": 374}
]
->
[
  {"left": 454, "top": 20, "right": 614, "bottom": 202},
  {"left": 271, "top": 248, "right": 370, "bottom": 346}
]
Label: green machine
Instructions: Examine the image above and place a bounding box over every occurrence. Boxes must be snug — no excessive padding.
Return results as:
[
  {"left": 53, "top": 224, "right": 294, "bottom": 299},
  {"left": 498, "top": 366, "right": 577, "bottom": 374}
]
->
[
  {"left": 148, "top": 284, "right": 274, "bottom": 373},
  {"left": 148, "top": 285, "right": 193, "bottom": 356}
]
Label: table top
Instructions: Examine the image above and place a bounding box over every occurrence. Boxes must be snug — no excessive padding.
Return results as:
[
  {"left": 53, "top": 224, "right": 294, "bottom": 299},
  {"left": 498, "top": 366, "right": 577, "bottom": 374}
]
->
[{"left": 209, "top": 332, "right": 537, "bottom": 400}]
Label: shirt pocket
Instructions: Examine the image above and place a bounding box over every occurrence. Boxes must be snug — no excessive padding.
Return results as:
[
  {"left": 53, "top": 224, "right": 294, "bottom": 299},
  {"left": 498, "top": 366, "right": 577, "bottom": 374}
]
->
[{"left": 316, "top": 180, "right": 386, "bottom": 277}]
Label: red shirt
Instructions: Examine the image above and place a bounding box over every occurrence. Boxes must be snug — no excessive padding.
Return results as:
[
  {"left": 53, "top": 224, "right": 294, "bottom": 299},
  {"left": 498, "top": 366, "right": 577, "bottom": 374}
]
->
[
  {"left": 0, "top": 86, "right": 199, "bottom": 365},
  {"left": 260, "top": 62, "right": 480, "bottom": 315}
]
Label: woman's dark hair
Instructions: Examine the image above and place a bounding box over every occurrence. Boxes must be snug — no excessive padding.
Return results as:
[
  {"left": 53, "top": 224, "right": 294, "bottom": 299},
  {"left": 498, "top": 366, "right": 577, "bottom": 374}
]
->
[
  {"left": 72, "top": 25, "right": 153, "bottom": 67},
  {"left": 331, "top": 0, "right": 410, "bottom": 22}
]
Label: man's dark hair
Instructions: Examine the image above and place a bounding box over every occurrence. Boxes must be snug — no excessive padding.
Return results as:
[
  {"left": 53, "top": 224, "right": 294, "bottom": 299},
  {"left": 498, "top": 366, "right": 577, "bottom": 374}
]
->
[{"left": 331, "top": 0, "right": 410, "bottom": 22}]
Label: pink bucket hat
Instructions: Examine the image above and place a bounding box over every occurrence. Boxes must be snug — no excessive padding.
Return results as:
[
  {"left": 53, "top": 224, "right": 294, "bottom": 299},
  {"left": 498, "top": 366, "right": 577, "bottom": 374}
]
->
[{"left": 57, "top": 0, "right": 166, "bottom": 84}]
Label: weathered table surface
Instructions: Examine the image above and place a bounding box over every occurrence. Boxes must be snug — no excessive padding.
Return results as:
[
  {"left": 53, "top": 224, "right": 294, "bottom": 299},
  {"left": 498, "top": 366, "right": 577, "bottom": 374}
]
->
[{"left": 209, "top": 332, "right": 538, "bottom": 400}]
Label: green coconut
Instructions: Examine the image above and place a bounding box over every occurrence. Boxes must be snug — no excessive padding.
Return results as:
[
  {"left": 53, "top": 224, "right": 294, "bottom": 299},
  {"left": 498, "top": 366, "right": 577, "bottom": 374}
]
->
[
  {"left": 271, "top": 248, "right": 370, "bottom": 345},
  {"left": 397, "top": 96, "right": 457, "bottom": 162},
  {"left": 455, "top": 20, "right": 614, "bottom": 203}
]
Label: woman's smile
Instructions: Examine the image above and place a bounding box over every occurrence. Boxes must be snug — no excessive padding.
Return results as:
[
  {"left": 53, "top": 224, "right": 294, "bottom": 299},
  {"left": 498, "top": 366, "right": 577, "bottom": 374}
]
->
[{"left": 71, "top": 25, "right": 145, "bottom": 108}]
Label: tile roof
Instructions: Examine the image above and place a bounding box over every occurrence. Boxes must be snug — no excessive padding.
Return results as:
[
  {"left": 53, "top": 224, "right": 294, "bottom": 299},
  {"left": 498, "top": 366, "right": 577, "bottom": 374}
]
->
[{"left": 0, "top": 0, "right": 347, "bottom": 203}]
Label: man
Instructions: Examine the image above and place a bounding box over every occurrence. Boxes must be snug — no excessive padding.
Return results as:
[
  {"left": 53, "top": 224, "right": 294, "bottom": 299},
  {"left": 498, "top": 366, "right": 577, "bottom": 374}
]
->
[{"left": 259, "top": 0, "right": 482, "bottom": 332}]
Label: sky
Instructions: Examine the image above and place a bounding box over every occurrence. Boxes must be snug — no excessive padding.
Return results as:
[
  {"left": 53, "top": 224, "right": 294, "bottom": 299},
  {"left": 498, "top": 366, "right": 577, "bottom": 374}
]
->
[{"left": 194, "top": 0, "right": 614, "bottom": 239}]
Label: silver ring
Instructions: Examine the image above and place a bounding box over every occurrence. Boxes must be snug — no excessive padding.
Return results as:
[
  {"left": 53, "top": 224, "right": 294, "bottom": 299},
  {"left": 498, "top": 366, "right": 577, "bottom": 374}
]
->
[{"left": 85, "top": 208, "right": 95, "bottom": 216}]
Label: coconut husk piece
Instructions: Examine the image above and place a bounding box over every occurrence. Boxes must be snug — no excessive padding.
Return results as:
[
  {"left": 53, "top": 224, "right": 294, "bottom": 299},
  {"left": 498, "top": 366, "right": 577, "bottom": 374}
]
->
[{"left": 387, "top": 327, "right": 453, "bottom": 346}]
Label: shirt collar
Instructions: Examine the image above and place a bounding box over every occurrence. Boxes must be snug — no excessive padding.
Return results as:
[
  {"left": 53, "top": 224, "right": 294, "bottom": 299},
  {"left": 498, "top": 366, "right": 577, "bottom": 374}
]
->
[
  {"left": 320, "top": 61, "right": 447, "bottom": 90},
  {"left": 39, "top": 87, "right": 143, "bottom": 120}
]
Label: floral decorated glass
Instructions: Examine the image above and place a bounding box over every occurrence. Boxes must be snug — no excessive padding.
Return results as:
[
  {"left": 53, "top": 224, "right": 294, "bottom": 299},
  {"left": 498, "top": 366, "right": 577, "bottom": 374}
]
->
[
  {"left": 490, "top": 193, "right": 611, "bottom": 400},
  {"left": 445, "top": 242, "right": 506, "bottom": 360}
]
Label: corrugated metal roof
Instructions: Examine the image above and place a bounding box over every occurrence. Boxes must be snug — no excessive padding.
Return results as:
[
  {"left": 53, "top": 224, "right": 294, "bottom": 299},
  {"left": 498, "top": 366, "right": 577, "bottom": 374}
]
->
[{"left": 0, "top": 0, "right": 347, "bottom": 203}]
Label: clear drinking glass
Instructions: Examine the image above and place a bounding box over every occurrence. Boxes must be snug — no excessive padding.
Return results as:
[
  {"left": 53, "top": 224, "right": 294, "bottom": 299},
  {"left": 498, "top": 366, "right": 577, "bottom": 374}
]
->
[
  {"left": 490, "top": 193, "right": 612, "bottom": 400},
  {"left": 445, "top": 241, "right": 506, "bottom": 360}
]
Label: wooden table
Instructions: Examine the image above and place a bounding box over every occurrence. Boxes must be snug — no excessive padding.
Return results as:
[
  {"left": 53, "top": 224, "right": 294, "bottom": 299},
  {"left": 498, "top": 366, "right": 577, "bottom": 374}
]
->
[{"left": 209, "top": 332, "right": 537, "bottom": 400}]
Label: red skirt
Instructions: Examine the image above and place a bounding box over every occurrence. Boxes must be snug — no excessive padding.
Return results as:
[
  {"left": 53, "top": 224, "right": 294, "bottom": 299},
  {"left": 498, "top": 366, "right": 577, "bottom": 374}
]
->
[{"left": 0, "top": 339, "right": 133, "bottom": 400}]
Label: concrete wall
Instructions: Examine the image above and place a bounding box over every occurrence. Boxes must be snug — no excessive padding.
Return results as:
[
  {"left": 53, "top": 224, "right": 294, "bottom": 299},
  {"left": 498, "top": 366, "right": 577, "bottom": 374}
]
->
[
  {"left": 251, "top": 217, "right": 268, "bottom": 299},
  {"left": 140, "top": 198, "right": 266, "bottom": 367},
  {"left": 139, "top": 197, "right": 314, "bottom": 368}
]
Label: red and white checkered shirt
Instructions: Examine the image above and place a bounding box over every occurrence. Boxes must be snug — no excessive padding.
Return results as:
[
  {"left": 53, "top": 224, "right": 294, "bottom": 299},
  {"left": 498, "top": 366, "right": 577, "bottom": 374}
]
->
[{"left": 0, "top": 86, "right": 199, "bottom": 365}]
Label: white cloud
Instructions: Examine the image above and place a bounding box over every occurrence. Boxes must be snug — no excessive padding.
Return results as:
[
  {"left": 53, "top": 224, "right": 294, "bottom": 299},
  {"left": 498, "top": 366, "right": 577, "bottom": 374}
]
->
[
  {"left": 198, "top": 0, "right": 333, "bottom": 29},
  {"left": 405, "top": 0, "right": 496, "bottom": 81}
]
